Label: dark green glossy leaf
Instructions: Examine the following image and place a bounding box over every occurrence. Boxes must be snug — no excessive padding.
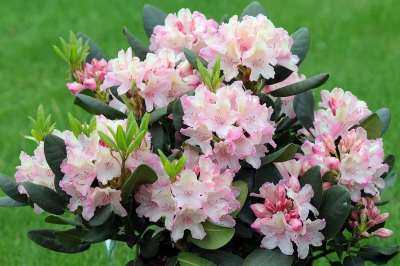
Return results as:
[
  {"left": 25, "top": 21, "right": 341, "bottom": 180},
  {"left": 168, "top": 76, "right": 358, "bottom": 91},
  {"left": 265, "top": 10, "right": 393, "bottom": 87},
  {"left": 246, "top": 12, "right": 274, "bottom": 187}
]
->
[
  {"left": 360, "top": 113, "right": 383, "bottom": 139},
  {"left": 45, "top": 215, "right": 82, "bottom": 227},
  {"left": 44, "top": 134, "right": 67, "bottom": 194},
  {"left": 244, "top": 249, "right": 294, "bottom": 266},
  {"left": 291, "top": 27, "right": 310, "bottom": 64},
  {"left": 359, "top": 245, "right": 400, "bottom": 265},
  {"left": 240, "top": 1, "right": 267, "bottom": 18},
  {"left": 294, "top": 90, "right": 314, "bottom": 129},
  {"left": 22, "top": 182, "right": 66, "bottom": 215},
  {"left": 261, "top": 143, "right": 299, "bottom": 165},
  {"left": 264, "top": 65, "right": 293, "bottom": 85},
  {"left": 0, "top": 175, "right": 28, "bottom": 203},
  {"left": 200, "top": 251, "right": 243, "bottom": 266},
  {"left": 254, "top": 164, "right": 282, "bottom": 190},
  {"left": 149, "top": 123, "right": 168, "bottom": 151},
  {"left": 74, "top": 92, "right": 127, "bottom": 119},
  {"left": 123, "top": 27, "right": 149, "bottom": 61},
  {"left": 121, "top": 164, "right": 158, "bottom": 200},
  {"left": 143, "top": 4, "right": 167, "bottom": 37},
  {"left": 126, "top": 258, "right": 145, "bottom": 266},
  {"left": 140, "top": 227, "right": 164, "bottom": 259},
  {"left": 270, "top": 73, "right": 329, "bottom": 97},
  {"left": 178, "top": 252, "right": 217, "bottom": 266},
  {"left": 77, "top": 32, "right": 105, "bottom": 61},
  {"left": 300, "top": 166, "right": 322, "bottom": 208},
  {"left": 0, "top": 196, "right": 28, "bottom": 207},
  {"left": 89, "top": 205, "right": 113, "bottom": 226},
  {"left": 190, "top": 222, "right": 235, "bottom": 250},
  {"left": 343, "top": 256, "right": 364, "bottom": 266},
  {"left": 319, "top": 185, "right": 351, "bottom": 239},
  {"left": 150, "top": 106, "right": 168, "bottom": 125},
  {"left": 28, "top": 229, "right": 90, "bottom": 254},
  {"left": 376, "top": 108, "right": 390, "bottom": 135}
]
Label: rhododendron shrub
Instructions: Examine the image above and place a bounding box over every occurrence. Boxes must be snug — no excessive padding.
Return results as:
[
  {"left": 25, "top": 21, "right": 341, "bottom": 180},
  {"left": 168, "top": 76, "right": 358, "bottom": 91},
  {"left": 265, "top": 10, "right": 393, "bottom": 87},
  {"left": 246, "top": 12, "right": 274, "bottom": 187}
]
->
[{"left": 0, "top": 2, "right": 398, "bottom": 266}]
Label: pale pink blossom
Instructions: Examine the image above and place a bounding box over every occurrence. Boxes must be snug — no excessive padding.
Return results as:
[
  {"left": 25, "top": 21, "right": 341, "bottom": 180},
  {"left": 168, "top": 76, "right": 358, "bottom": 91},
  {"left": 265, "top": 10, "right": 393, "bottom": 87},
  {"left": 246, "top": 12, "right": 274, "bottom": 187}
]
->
[
  {"left": 136, "top": 48, "right": 200, "bottom": 111},
  {"left": 135, "top": 154, "right": 239, "bottom": 241},
  {"left": 150, "top": 8, "right": 218, "bottom": 54},
  {"left": 294, "top": 219, "right": 326, "bottom": 259},
  {"left": 181, "top": 82, "right": 275, "bottom": 172},
  {"left": 100, "top": 47, "right": 142, "bottom": 95},
  {"left": 200, "top": 15, "right": 298, "bottom": 82}
]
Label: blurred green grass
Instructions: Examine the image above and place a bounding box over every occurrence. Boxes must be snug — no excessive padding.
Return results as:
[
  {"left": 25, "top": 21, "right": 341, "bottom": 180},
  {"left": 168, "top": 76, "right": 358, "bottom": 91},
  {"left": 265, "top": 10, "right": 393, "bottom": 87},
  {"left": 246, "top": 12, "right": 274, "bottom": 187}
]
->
[{"left": 0, "top": 0, "right": 399, "bottom": 265}]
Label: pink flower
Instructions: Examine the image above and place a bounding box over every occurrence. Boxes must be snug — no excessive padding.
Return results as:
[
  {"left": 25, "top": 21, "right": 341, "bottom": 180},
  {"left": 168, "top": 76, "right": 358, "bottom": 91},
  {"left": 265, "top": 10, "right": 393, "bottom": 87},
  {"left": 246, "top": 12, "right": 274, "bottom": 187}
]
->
[
  {"left": 150, "top": 8, "right": 218, "bottom": 54},
  {"left": 136, "top": 49, "right": 200, "bottom": 111},
  {"left": 313, "top": 88, "right": 372, "bottom": 139},
  {"left": 100, "top": 47, "right": 142, "bottom": 95},
  {"left": 171, "top": 169, "right": 206, "bottom": 209},
  {"left": 95, "top": 146, "right": 122, "bottom": 185},
  {"left": 170, "top": 208, "right": 207, "bottom": 241},
  {"left": 67, "top": 58, "right": 108, "bottom": 95},
  {"left": 250, "top": 181, "right": 324, "bottom": 258},
  {"left": 200, "top": 15, "right": 298, "bottom": 82},
  {"left": 82, "top": 187, "right": 127, "bottom": 221},
  {"left": 294, "top": 219, "right": 326, "bottom": 259}
]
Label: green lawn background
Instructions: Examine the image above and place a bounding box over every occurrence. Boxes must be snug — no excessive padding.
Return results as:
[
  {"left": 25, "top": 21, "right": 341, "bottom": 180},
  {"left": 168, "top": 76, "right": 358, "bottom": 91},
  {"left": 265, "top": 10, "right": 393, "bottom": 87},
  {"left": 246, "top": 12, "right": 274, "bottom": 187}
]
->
[{"left": 0, "top": 0, "right": 399, "bottom": 265}]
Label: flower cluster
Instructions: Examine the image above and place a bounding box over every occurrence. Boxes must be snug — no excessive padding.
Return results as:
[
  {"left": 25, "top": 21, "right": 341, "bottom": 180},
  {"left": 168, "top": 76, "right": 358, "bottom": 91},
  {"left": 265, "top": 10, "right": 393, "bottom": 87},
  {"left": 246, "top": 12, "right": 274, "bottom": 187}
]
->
[
  {"left": 150, "top": 8, "right": 218, "bottom": 54},
  {"left": 67, "top": 58, "right": 108, "bottom": 95},
  {"left": 181, "top": 81, "right": 276, "bottom": 172},
  {"left": 349, "top": 197, "right": 392, "bottom": 239},
  {"left": 135, "top": 153, "right": 240, "bottom": 241},
  {"left": 251, "top": 160, "right": 325, "bottom": 259},
  {"left": 200, "top": 15, "right": 298, "bottom": 81},
  {"left": 298, "top": 88, "right": 388, "bottom": 202},
  {"left": 100, "top": 47, "right": 199, "bottom": 112}
]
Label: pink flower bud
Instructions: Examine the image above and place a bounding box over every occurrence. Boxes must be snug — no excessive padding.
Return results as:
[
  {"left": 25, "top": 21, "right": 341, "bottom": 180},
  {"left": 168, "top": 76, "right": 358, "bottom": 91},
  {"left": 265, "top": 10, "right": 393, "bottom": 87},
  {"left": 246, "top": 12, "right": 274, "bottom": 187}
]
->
[
  {"left": 83, "top": 78, "right": 97, "bottom": 90},
  {"left": 66, "top": 82, "right": 84, "bottom": 95},
  {"left": 373, "top": 228, "right": 393, "bottom": 238},
  {"left": 289, "top": 218, "right": 303, "bottom": 232}
]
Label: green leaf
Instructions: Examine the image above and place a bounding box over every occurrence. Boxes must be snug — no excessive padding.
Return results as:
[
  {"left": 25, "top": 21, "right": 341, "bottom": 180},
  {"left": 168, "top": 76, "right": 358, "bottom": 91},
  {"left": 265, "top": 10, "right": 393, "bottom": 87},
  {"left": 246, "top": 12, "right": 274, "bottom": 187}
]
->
[
  {"left": 143, "top": 4, "right": 167, "bottom": 37},
  {"left": 22, "top": 182, "right": 66, "bottom": 215},
  {"left": 254, "top": 164, "right": 282, "bottom": 191},
  {"left": 190, "top": 222, "right": 235, "bottom": 250},
  {"left": 199, "top": 251, "right": 243, "bottom": 266},
  {"left": 244, "top": 249, "right": 294, "bottom": 266},
  {"left": 45, "top": 215, "right": 82, "bottom": 227},
  {"left": 343, "top": 256, "right": 364, "bottom": 266},
  {"left": 126, "top": 258, "right": 145, "bottom": 266},
  {"left": 74, "top": 92, "right": 127, "bottom": 119},
  {"left": 81, "top": 217, "right": 116, "bottom": 243},
  {"left": 240, "top": 1, "right": 267, "bottom": 19},
  {"left": 116, "top": 125, "right": 128, "bottom": 151},
  {"left": 44, "top": 134, "right": 67, "bottom": 191},
  {"left": 88, "top": 205, "right": 113, "bottom": 227},
  {"left": 359, "top": 245, "right": 400, "bottom": 265},
  {"left": 261, "top": 143, "right": 299, "bottom": 165},
  {"left": 270, "top": 73, "right": 329, "bottom": 97},
  {"left": 121, "top": 164, "right": 158, "bottom": 200},
  {"left": 360, "top": 113, "right": 383, "bottom": 139},
  {"left": 0, "top": 175, "right": 28, "bottom": 203},
  {"left": 140, "top": 227, "right": 164, "bottom": 259},
  {"left": 150, "top": 106, "right": 168, "bottom": 125},
  {"left": 291, "top": 27, "right": 310, "bottom": 64},
  {"left": 28, "top": 229, "right": 90, "bottom": 254},
  {"left": 0, "top": 196, "right": 28, "bottom": 207},
  {"left": 177, "top": 252, "right": 217, "bottom": 266},
  {"left": 376, "top": 108, "right": 391, "bottom": 135},
  {"left": 319, "top": 185, "right": 351, "bottom": 239},
  {"left": 294, "top": 90, "right": 314, "bottom": 129},
  {"left": 149, "top": 123, "right": 168, "bottom": 151},
  {"left": 77, "top": 32, "right": 105, "bottom": 62},
  {"left": 123, "top": 27, "right": 149, "bottom": 61},
  {"left": 232, "top": 180, "right": 248, "bottom": 216},
  {"left": 300, "top": 166, "right": 322, "bottom": 208},
  {"left": 183, "top": 48, "right": 208, "bottom": 70}
]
